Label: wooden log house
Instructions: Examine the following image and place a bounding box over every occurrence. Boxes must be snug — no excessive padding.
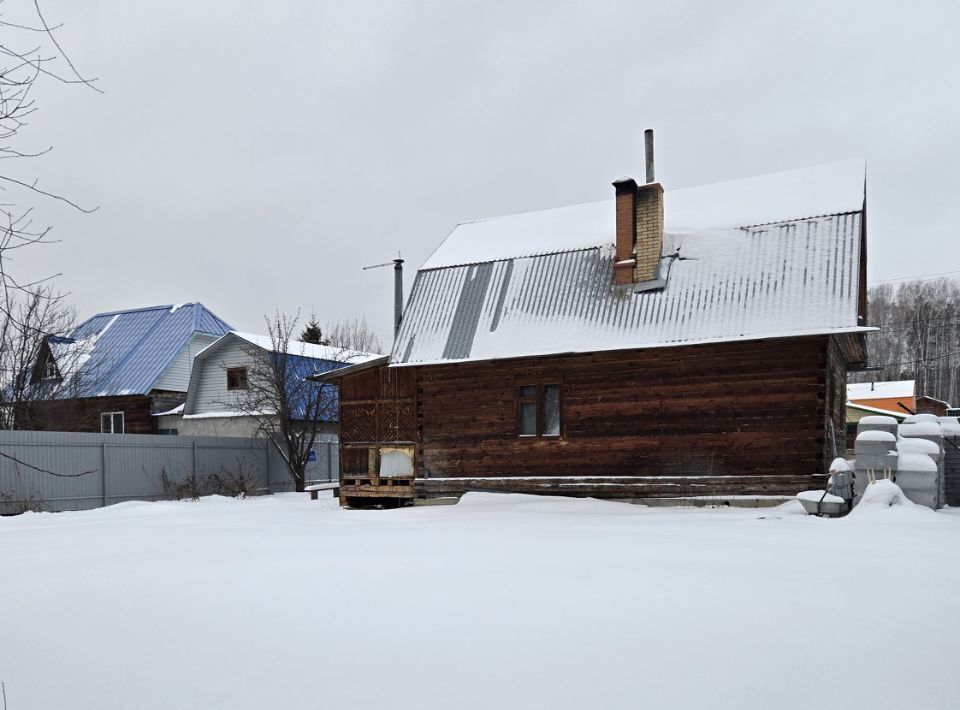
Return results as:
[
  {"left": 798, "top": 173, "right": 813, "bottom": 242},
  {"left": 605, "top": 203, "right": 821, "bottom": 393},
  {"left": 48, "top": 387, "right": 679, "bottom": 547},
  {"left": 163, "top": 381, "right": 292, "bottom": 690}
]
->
[{"left": 319, "top": 154, "right": 871, "bottom": 506}]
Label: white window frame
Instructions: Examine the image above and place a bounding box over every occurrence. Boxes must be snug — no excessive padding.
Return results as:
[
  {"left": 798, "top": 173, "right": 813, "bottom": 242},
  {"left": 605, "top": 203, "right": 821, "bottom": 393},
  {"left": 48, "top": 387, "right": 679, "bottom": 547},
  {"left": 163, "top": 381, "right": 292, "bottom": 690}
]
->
[
  {"left": 100, "top": 411, "right": 124, "bottom": 434},
  {"left": 42, "top": 359, "right": 59, "bottom": 380}
]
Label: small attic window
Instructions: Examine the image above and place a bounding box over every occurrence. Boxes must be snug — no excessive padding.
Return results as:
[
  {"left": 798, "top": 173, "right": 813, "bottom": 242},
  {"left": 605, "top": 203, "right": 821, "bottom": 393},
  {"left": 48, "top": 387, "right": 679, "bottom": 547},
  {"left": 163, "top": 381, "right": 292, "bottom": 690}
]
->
[
  {"left": 42, "top": 359, "right": 58, "bottom": 380},
  {"left": 227, "top": 366, "right": 248, "bottom": 390},
  {"left": 32, "top": 353, "right": 60, "bottom": 384}
]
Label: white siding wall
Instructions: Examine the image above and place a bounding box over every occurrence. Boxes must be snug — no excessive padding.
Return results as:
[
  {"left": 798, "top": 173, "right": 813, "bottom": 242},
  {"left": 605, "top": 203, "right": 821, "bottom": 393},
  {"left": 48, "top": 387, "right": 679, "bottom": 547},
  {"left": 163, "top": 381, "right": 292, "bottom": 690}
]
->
[
  {"left": 157, "top": 414, "right": 339, "bottom": 441},
  {"left": 156, "top": 413, "right": 265, "bottom": 437},
  {"left": 191, "top": 340, "right": 266, "bottom": 415},
  {"left": 153, "top": 333, "right": 220, "bottom": 392}
]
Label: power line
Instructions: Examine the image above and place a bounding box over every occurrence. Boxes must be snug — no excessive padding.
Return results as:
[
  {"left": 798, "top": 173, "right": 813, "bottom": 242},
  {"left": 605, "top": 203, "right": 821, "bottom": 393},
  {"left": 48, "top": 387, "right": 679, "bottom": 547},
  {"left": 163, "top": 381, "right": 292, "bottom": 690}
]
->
[
  {"left": 872, "top": 270, "right": 960, "bottom": 285},
  {"left": 867, "top": 347, "right": 960, "bottom": 371},
  {"left": 868, "top": 318, "right": 960, "bottom": 336}
]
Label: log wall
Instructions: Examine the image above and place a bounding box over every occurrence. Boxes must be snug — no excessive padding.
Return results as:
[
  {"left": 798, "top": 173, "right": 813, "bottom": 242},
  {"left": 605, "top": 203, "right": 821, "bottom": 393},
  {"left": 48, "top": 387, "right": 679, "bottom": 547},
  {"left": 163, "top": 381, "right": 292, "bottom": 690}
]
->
[
  {"left": 339, "top": 366, "right": 416, "bottom": 476},
  {"left": 415, "top": 336, "right": 834, "bottom": 483},
  {"left": 15, "top": 395, "right": 157, "bottom": 434},
  {"left": 824, "top": 336, "right": 849, "bottom": 463}
]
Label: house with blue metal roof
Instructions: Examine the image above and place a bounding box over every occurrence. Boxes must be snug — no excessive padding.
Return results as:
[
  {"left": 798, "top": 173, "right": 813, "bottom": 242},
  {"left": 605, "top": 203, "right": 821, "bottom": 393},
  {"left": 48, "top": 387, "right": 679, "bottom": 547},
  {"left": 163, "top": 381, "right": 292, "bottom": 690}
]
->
[
  {"left": 156, "top": 331, "right": 379, "bottom": 438},
  {"left": 18, "top": 303, "right": 231, "bottom": 434}
]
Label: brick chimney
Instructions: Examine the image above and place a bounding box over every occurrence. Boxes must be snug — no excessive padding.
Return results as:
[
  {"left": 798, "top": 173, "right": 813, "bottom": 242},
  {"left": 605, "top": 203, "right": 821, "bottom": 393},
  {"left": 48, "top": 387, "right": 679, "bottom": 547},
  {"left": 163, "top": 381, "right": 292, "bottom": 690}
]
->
[
  {"left": 612, "top": 130, "right": 664, "bottom": 285},
  {"left": 613, "top": 177, "right": 638, "bottom": 285},
  {"left": 633, "top": 181, "right": 664, "bottom": 282}
]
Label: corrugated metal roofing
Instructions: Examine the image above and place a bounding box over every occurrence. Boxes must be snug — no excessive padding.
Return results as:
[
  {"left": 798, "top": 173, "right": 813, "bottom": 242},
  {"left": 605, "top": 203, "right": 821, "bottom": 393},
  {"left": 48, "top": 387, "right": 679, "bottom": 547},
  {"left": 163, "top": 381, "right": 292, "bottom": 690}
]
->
[
  {"left": 422, "top": 159, "right": 866, "bottom": 270},
  {"left": 394, "top": 159, "right": 868, "bottom": 366},
  {"left": 51, "top": 303, "right": 231, "bottom": 397},
  {"left": 392, "top": 212, "right": 868, "bottom": 366}
]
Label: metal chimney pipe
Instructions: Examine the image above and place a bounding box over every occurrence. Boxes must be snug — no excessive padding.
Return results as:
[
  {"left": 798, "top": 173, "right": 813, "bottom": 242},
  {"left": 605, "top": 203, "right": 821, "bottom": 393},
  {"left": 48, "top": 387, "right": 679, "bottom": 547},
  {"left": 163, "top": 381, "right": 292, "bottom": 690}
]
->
[
  {"left": 644, "top": 129, "right": 655, "bottom": 183},
  {"left": 393, "top": 258, "right": 404, "bottom": 337}
]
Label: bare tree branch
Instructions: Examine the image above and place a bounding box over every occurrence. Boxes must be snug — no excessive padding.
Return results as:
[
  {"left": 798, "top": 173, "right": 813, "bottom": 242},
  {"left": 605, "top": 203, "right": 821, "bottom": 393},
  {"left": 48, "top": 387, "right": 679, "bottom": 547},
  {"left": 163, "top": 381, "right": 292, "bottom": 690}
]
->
[
  {"left": 852, "top": 278, "right": 960, "bottom": 406},
  {"left": 32, "top": 0, "right": 102, "bottom": 93},
  {"left": 0, "top": 1, "right": 100, "bottom": 314},
  {"left": 214, "top": 313, "right": 354, "bottom": 492},
  {"left": 0, "top": 173, "right": 96, "bottom": 212},
  {"left": 323, "top": 316, "right": 384, "bottom": 353}
]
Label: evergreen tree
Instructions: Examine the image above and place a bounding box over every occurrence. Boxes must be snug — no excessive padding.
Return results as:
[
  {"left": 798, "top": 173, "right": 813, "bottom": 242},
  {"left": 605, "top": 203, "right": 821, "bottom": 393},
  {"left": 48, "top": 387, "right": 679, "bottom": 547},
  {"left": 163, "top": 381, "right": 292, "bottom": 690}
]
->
[{"left": 299, "top": 316, "right": 324, "bottom": 345}]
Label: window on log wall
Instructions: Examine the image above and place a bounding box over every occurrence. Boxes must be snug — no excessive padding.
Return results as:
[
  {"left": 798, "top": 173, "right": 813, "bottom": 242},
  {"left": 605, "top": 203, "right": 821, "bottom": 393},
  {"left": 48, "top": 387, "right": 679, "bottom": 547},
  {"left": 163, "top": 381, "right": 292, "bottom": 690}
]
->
[
  {"left": 517, "top": 383, "right": 561, "bottom": 437},
  {"left": 100, "top": 411, "right": 124, "bottom": 434}
]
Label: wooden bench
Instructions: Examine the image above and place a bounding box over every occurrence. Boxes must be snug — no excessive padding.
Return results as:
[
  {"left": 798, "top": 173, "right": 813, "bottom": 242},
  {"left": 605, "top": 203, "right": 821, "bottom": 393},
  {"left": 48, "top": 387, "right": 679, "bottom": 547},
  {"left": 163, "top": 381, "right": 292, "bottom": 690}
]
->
[{"left": 305, "top": 482, "right": 340, "bottom": 500}]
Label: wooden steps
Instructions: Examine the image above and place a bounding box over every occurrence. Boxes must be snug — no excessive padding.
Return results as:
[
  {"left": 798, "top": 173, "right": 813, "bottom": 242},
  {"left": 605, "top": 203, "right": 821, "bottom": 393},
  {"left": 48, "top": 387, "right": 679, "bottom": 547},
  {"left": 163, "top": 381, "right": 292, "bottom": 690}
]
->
[{"left": 339, "top": 475, "right": 415, "bottom": 508}]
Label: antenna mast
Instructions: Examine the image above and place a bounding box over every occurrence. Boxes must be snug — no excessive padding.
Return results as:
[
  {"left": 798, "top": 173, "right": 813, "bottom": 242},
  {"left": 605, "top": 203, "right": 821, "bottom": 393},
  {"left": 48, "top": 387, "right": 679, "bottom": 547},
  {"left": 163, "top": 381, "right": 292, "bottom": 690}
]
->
[{"left": 363, "top": 253, "right": 405, "bottom": 337}]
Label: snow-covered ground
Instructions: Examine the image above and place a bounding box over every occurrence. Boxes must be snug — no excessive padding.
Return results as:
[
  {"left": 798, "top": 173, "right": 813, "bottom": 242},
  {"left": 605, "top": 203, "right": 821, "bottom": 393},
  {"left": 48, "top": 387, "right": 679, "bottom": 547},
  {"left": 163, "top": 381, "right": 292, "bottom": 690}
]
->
[{"left": 2, "top": 489, "right": 960, "bottom": 710}]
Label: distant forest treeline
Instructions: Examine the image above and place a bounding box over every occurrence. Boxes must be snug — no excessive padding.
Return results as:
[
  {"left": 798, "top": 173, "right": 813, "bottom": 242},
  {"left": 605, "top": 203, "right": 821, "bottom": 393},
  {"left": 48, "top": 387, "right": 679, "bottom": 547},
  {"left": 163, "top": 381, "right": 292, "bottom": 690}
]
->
[{"left": 850, "top": 278, "right": 960, "bottom": 407}]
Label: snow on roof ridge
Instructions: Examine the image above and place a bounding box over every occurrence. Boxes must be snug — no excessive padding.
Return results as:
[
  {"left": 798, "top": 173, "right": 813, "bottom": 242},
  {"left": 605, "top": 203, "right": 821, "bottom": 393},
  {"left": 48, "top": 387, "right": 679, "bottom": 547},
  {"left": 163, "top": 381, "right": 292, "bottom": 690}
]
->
[
  {"left": 422, "top": 158, "right": 865, "bottom": 271},
  {"left": 450, "top": 158, "right": 865, "bottom": 229},
  {"left": 229, "top": 331, "right": 381, "bottom": 363}
]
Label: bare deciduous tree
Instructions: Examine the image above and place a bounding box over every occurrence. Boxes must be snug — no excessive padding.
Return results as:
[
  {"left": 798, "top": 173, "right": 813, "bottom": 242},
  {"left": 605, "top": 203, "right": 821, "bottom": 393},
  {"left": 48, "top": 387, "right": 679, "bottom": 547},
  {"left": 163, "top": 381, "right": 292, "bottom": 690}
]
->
[
  {"left": 323, "top": 316, "right": 383, "bottom": 354},
  {"left": 0, "top": 285, "right": 112, "bottom": 430},
  {"left": 851, "top": 278, "right": 960, "bottom": 407},
  {"left": 0, "top": 285, "right": 72, "bottom": 427},
  {"left": 0, "top": 2, "right": 98, "bottom": 297},
  {"left": 230, "top": 313, "right": 351, "bottom": 492},
  {"left": 0, "top": 4, "right": 97, "bottom": 426}
]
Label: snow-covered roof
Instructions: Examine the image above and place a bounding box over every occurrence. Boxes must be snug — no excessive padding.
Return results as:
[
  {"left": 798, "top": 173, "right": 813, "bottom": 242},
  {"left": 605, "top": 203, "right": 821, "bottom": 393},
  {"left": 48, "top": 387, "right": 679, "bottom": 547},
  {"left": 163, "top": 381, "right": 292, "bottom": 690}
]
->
[
  {"left": 847, "top": 380, "right": 915, "bottom": 401},
  {"left": 308, "top": 355, "right": 391, "bottom": 382},
  {"left": 183, "top": 332, "right": 379, "bottom": 421},
  {"left": 393, "top": 159, "right": 868, "bottom": 366},
  {"left": 182, "top": 410, "right": 268, "bottom": 420},
  {"left": 152, "top": 403, "right": 185, "bottom": 417},
  {"left": 845, "top": 401, "right": 908, "bottom": 419},
  {"left": 230, "top": 332, "right": 380, "bottom": 365},
  {"left": 916, "top": 394, "right": 950, "bottom": 406},
  {"left": 423, "top": 159, "right": 865, "bottom": 270}
]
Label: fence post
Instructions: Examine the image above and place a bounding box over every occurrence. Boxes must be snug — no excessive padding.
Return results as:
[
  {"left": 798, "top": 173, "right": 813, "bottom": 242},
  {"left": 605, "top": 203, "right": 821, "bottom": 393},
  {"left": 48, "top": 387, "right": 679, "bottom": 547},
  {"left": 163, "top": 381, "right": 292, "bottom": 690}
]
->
[
  {"left": 264, "top": 439, "right": 271, "bottom": 494},
  {"left": 192, "top": 439, "right": 198, "bottom": 480},
  {"left": 100, "top": 441, "right": 108, "bottom": 508}
]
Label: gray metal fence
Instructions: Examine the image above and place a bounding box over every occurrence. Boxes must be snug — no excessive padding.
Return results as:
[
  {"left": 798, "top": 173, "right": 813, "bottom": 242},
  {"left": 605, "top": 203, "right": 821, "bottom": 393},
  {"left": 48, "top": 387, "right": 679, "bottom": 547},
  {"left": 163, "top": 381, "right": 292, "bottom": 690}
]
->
[{"left": 0, "top": 430, "right": 338, "bottom": 514}]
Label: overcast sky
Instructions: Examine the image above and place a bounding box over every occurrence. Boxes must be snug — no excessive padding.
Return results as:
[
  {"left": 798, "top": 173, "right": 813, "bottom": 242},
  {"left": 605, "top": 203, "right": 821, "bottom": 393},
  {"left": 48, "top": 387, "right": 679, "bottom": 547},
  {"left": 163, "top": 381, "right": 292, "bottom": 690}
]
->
[{"left": 10, "top": 0, "right": 960, "bottom": 348}]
